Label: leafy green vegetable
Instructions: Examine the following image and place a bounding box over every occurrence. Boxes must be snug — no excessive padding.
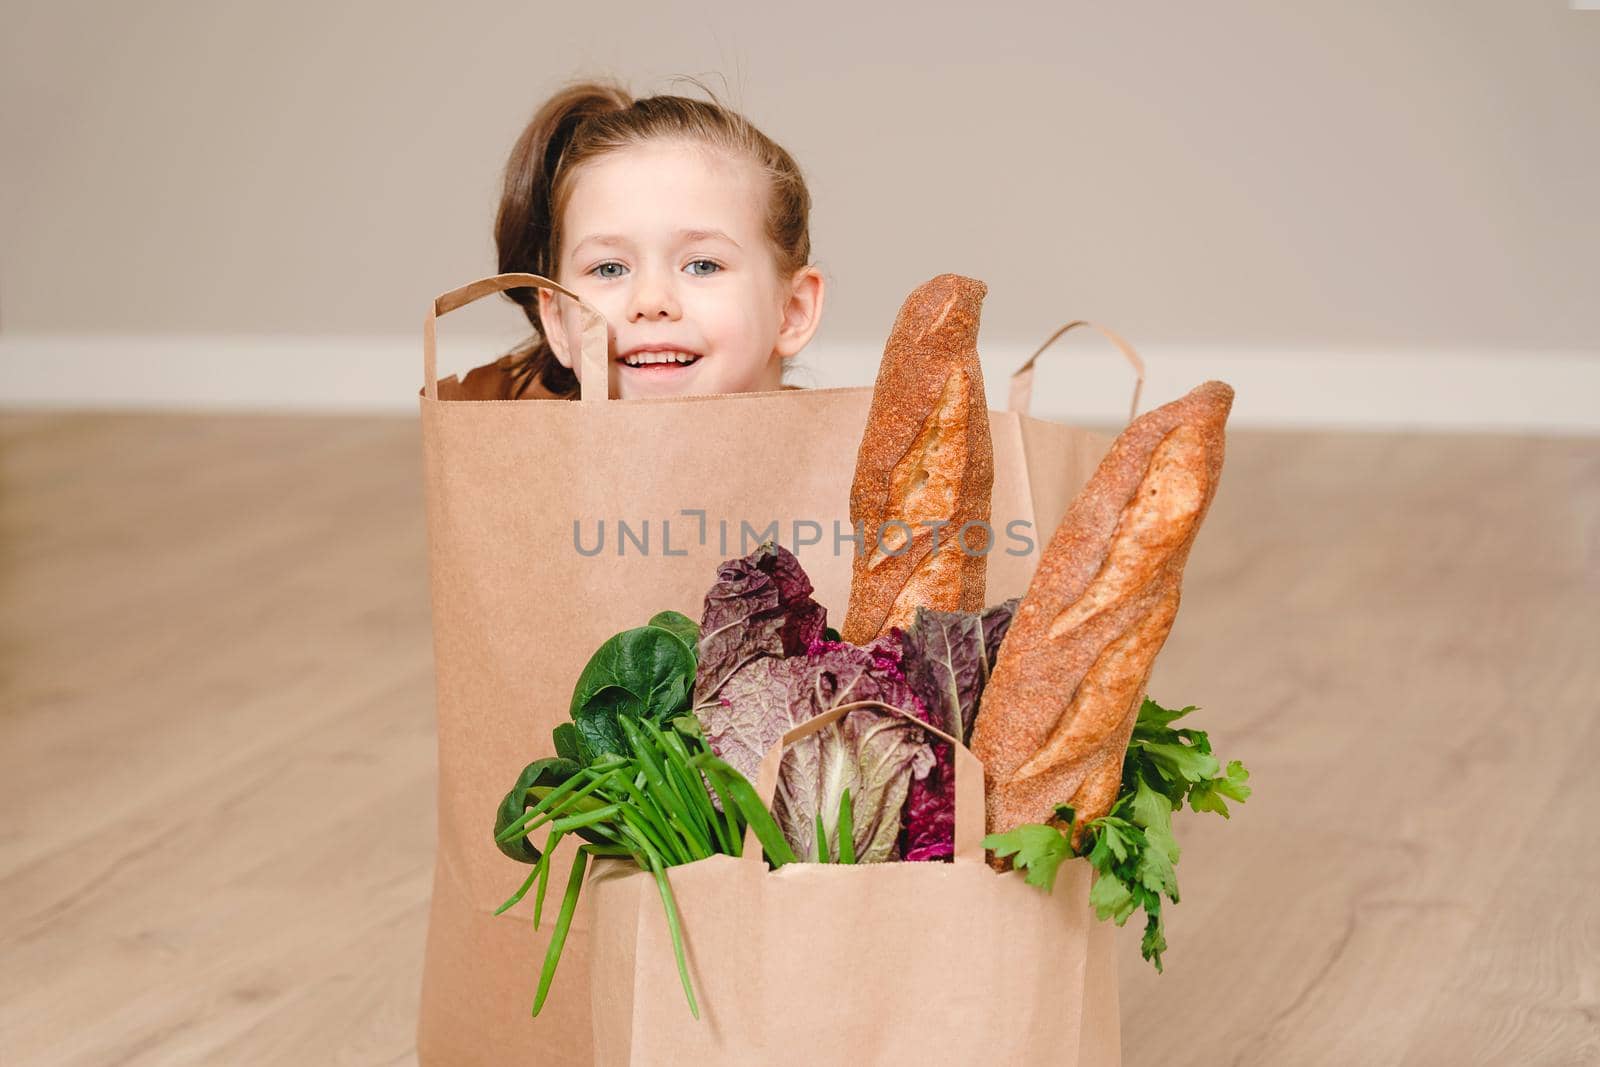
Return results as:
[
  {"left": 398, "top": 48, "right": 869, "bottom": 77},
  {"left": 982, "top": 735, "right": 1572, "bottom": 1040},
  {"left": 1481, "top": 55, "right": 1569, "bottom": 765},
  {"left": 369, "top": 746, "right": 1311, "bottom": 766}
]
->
[
  {"left": 497, "top": 611, "right": 794, "bottom": 1020},
  {"left": 552, "top": 722, "right": 583, "bottom": 764},
  {"left": 498, "top": 717, "right": 784, "bottom": 1019},
  {"left": 984, "top": 822, "right": 1073, "bottom": 891},
  {"left": 493, "top": 757, "right": 582, "bottom": 862},
  {"left": 983, "top": 697, "right": 1252, "bottom": 972},
  {"left": 836, "top": 789, "right": 856, "bottom": 865},
  {"left": 569, "top": 624, "right": 697, "bottom": 762},
  {"left": 1188, "top": 760, "right": 1252, "bottom": 818},
  {"left": 808, "top": 789, "right": 859, "bottom": 864},
  {"left": 647, "top": 610, "right": 700, "bottom": 652},
  {"left": 532, "top": 845, "right": 590, "bottom": 1016},
  {"left": 693, "top": 755, "right": 797, "bottom": 866}
]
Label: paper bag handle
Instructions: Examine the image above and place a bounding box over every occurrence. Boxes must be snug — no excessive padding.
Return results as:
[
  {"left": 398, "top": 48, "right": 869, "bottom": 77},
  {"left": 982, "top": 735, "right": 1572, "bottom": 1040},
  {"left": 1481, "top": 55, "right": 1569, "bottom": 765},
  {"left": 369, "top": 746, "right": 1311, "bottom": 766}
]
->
[
  {"left": 422, "top": 272, "right": 610, "bottom": 402},
  {"left": 1008, "top": 320, "right": 1146, "bottom": 423},
  {"left": 739, "top": 701, "right": 986, "bottom": 867}
]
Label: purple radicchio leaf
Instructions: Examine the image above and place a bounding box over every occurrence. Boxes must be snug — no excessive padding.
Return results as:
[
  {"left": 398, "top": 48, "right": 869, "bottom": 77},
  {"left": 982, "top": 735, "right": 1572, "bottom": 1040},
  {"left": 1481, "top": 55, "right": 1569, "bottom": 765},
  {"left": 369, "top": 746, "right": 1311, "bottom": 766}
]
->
[
  {"left": 692, "top": 541, "right": 827, "bottom": 712},
  {"left": 979, "top": 597, "right": 1021, "bottom": 679},
  {"left": 896, "top": 597, "right": 1023, "bottom": 862},
  {"left": 901, "top": 742, "right": 957, "bottom": 862},
  {"left": 697, "top": 655, "right": 790, "bottom": 779},
  {"left": 898, "top": 609, "right": 984, "bottom": 742},
  {"left": 898, "top": 597, "right": 1021, "bottom": 745},
  {"left": 696, "top": 622, "right": 935, "bottom": 863},
  {"left": 770, "top": 635, "right": 934, "bottom": 864}
]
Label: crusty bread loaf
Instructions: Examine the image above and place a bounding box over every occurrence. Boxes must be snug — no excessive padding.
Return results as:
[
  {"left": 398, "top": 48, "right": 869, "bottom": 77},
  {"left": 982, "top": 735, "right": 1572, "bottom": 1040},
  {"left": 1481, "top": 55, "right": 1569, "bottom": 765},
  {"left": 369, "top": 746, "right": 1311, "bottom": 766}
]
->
[
  {"left": 969, "top": 380, "right": 1233, "bottom": 843},
  {"left": 839, "top": 274, "right": 995, "bottom": 645}
]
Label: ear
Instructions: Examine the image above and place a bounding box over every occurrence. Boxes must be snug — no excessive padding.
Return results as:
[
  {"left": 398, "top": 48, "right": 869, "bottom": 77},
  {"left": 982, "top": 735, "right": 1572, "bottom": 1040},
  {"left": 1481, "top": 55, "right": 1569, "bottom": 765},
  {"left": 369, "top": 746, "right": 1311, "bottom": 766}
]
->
[
  {"left": 774, "top": 265, "right": 825, "bottom": 359},
  {"left": 537, "top": 287, "right": 574, "bottom": 369}
]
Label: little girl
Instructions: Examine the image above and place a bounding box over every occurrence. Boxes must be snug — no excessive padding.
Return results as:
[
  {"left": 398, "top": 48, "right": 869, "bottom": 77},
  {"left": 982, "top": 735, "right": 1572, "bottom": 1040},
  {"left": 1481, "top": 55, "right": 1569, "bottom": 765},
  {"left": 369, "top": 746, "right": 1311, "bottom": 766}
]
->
[{"left": 454, "top": 79, "right": 825, "bottom": 402}]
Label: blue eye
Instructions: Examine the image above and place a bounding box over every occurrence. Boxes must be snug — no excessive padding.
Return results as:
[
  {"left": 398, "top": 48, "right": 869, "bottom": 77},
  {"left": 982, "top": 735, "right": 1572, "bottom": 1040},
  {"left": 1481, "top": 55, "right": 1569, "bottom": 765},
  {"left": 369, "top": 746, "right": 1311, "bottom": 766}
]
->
[
  {"left": 685, "top": 259, "right": 721, "bottom": 277},
  {"left": 591, "top": 262, "right": 627, "bottom": 279}
]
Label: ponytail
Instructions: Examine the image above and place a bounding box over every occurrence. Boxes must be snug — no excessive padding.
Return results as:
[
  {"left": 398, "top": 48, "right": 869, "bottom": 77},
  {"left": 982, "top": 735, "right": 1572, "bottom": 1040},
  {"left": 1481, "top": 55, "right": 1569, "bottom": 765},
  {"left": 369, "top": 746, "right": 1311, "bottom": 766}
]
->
[{"left": 494, "top": 80, "right": 633, "bottom": 399}]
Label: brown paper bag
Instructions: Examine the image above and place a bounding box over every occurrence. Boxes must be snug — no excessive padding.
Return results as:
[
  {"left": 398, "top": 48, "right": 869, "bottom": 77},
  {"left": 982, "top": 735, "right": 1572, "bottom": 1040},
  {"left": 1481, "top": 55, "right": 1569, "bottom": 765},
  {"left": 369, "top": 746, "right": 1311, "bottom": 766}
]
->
[
  {"left": 414, "top": 274, "right": 1142, "bottom": 1066},
  {"left": 586, "top": 704, "right": 1120, "bottom": 1066}
]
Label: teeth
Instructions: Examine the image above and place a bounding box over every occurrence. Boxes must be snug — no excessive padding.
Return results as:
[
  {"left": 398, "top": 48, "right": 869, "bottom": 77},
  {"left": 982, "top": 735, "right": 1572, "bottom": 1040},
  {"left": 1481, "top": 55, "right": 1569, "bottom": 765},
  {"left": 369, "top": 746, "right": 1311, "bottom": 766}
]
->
[{"left": 623, "top": 350, "right": 700, "bottom": 367}]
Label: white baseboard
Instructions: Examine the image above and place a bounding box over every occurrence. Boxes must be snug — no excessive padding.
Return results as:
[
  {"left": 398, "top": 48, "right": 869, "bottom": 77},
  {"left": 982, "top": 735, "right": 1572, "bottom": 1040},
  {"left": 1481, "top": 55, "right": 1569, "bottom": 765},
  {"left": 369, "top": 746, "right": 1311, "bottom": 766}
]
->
[{"left": 1, "top": 334, "right": 1595, "bottom": 434}]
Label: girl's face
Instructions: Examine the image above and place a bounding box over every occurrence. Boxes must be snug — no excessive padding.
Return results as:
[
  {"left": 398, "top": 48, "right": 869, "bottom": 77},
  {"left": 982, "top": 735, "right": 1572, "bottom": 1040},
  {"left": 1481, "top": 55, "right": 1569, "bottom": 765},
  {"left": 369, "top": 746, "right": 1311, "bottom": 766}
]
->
[{"left": 537, "top": 140, "right": 824, "bottom": 400}]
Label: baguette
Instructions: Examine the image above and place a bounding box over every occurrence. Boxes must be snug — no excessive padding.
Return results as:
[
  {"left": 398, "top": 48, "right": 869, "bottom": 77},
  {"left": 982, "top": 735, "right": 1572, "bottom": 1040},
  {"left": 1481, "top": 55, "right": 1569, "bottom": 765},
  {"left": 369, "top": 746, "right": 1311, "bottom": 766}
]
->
[
  {"left": 839, "top": 274, "right": 994, "bottom": 644},
  {"left": 969, "top": 380, "right": 1233, "bottom": 843}
]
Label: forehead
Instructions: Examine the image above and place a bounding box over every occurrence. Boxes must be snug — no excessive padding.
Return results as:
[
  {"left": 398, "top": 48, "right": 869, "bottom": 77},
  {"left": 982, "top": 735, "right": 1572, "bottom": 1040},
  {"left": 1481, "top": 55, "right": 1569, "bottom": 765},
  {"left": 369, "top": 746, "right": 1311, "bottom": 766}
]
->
[{"left": 561, "top": 141, "right": 766, "bottom": 250}]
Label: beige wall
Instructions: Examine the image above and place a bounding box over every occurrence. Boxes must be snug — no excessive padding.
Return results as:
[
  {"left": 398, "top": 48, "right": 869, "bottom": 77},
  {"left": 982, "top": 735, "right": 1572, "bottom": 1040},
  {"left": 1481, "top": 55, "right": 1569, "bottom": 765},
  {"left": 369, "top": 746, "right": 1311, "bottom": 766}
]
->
[{"left": 3, "top": 0, "right": 1597, "bottom": 354}]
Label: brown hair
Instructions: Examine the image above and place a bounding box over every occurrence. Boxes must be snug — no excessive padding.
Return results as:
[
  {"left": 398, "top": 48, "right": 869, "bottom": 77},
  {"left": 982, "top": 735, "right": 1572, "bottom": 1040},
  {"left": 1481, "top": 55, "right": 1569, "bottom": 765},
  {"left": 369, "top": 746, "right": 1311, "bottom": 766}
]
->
[{"left": 494, "top": 78, "right": 814, "bottom": 399}]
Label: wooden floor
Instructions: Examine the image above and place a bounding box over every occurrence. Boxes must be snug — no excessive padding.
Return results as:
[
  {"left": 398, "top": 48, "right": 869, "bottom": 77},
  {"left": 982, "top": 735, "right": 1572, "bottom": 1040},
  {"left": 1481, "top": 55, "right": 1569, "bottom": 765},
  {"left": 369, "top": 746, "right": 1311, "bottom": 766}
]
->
[{"left": 0, "top": 412, "right": 1595, "bottom": 1066}]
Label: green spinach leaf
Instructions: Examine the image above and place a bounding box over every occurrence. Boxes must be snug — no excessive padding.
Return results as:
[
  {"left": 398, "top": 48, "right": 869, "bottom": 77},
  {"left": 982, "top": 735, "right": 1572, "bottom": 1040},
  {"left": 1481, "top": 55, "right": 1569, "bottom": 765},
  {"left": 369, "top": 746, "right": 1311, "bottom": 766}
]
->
[
  {"left": 569, "top": 625, "right": 697, "bottom": 761},
  {"left": 647, "top": 610, "right": 700, "bottom": 652},
  {"left": 494, "top": 757, "right": 582, "bottom": 862}
]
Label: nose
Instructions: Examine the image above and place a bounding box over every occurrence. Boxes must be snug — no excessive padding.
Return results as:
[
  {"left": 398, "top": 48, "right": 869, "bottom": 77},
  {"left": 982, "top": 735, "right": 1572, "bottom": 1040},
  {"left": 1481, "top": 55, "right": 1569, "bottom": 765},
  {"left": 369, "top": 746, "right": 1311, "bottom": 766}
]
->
[{"left": 626, "top": 268, "right": 681, "bottom": 323}]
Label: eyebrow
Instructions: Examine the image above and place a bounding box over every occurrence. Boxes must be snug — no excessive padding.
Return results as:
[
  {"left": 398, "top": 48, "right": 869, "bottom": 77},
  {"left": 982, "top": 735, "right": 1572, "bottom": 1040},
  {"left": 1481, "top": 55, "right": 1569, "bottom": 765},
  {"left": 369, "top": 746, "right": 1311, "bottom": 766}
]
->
[{"left": 570, "top": 228, "right": 742, "bottom": 257}]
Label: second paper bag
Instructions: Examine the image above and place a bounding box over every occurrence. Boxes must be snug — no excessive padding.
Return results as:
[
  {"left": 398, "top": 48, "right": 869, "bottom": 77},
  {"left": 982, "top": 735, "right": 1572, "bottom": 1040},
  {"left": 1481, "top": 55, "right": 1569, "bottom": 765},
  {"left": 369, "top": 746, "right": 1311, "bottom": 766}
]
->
[{"left": 585, "top": 705, "right": 1120, "bottom": 1066}]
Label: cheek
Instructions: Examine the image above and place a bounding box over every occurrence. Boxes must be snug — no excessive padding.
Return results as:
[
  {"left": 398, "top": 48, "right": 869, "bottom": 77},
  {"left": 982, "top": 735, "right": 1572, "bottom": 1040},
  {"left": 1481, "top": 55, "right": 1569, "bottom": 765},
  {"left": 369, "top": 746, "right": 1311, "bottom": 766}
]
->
[{"left": 694, "top": 285, "right": 770, "bottom": 359}]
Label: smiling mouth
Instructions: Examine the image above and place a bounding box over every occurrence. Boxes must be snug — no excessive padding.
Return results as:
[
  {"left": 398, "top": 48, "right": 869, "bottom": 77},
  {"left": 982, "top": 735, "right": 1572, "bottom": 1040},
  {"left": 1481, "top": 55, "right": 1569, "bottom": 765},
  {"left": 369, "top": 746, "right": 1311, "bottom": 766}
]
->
[{"left": 620, "top": 350, "right": 703, "bottom": 369}]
